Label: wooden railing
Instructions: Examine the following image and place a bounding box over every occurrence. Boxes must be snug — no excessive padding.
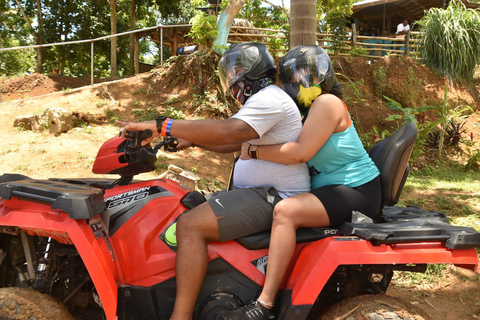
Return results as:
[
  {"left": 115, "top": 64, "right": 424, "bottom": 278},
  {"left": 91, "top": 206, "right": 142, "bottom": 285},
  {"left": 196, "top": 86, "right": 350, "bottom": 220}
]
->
[
  {"left": 323, "top": 24, "right": 422, "bottom": 59},
  {"left": 228, "top": 25, "right": 289, "bottom": 56},
  {"left": 228, "top": 25, "right": 422, "bottom": 59}
]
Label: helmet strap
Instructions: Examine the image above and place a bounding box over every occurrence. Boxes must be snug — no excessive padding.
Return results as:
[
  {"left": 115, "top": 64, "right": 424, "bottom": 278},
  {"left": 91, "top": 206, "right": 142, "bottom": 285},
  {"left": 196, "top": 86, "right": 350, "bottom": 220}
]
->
[
  {"left": 240, "top": 78, "right": 273, "bottom": 104},
  {"left": 243, "top": 81, "right": 254, "bottom": 99}
]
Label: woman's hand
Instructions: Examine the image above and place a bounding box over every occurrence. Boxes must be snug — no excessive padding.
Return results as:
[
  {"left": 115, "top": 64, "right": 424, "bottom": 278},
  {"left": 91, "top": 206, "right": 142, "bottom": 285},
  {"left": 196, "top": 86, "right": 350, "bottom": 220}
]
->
[
  {"left": 240, "top": 142, "right": 252, "bottom": 160},
  {"left": 116, "top": 120, "right": 157, "bottom": 146}
]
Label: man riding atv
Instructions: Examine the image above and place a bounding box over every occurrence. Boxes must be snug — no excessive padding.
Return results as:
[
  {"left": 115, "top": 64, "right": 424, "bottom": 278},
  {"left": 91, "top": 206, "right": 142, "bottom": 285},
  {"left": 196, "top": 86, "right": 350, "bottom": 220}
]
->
[{"left": 117, "top": 42, "right": 310, "bottom": 319}]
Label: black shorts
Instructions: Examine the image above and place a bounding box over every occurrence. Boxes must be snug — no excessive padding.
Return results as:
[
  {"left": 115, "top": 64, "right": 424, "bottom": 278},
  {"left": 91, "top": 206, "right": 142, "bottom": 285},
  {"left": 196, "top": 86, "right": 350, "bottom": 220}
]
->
[
  {"left": 206, "top": 187, "right": 282, "bottom": 242},
  {"left": 310, "top": 176, "right": 381, "bottom": 227}
]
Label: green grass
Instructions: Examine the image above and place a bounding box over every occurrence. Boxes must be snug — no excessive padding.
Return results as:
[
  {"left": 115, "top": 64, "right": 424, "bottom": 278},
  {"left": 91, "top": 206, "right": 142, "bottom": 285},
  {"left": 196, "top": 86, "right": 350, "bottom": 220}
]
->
[
  {"left": 394, "top": 160, "right": 480, "bottom": 286},
  {"left": 164, "top": 96, "right": 183, "bottom": 106},
  {"left": 393, "top": 264, "right": 451, "bottom": 288},
  {"left": 400, "top": 161, "right": 480, "bottom": 228}
]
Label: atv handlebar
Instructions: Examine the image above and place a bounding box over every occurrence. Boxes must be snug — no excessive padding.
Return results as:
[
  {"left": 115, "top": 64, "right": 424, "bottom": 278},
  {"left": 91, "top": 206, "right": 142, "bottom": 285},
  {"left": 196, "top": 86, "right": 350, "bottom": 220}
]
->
[{"left": 121, "top": 129, "right": 178, "bottom": 153}]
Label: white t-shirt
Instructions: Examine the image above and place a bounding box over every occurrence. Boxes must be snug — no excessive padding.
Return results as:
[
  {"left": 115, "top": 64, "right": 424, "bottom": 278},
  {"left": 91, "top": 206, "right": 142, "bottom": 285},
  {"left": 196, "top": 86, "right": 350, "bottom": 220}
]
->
[
  {"left": 396, "top": 23, "right": 410, "bottom": 34},
  {"left": 231, "top": 85, "right": 310, "bottom": 198}
]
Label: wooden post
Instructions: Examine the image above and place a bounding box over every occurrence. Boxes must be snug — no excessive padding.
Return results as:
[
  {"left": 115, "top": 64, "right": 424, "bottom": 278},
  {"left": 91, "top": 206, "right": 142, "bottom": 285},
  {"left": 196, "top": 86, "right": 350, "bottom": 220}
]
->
[
  {"left": 135, "top": 34, "right": 140, "bottom": 74},
  {"left": 405, "top": 31, "right": 410, "bottom": 56},
  {"left": 383, "top": 4, "right": 386, "bottom": 35},
  {"left": 351, "top": 23, "right": 357, "bottom": 47},
  {"left": 173, "top": 30, "right": 178, "bottom": 56},
  {"left": 91, "top": 40, "right": 94, "bottom": 85}
]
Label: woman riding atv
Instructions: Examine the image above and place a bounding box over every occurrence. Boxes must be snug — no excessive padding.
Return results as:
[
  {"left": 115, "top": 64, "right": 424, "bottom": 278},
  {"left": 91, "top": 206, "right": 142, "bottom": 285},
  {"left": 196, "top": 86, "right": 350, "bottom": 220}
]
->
[{"left": 220, "top": 45, "right": 382, "bottom": 320}]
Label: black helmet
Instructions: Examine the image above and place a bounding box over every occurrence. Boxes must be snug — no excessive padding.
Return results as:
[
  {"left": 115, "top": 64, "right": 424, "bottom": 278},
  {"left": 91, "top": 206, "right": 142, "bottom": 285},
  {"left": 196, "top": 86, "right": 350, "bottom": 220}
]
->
[
  {"left": 218, "top": 42, "right": 276, "bottom": 101},
  {"left": 279, "top": 45, "right": 336, "bottom": 106}
]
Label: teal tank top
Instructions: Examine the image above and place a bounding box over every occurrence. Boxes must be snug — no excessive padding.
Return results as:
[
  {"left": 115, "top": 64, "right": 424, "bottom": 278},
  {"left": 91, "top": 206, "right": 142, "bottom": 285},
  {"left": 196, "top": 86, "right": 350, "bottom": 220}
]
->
[{"left": 307, "top": 115, "right": 379, "bottom": 189}]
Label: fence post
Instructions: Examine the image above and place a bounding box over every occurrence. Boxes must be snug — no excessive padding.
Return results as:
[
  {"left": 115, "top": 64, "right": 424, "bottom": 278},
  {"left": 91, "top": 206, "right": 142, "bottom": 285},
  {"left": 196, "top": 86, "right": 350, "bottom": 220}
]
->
[
  {"left": 405, "top": 31, "right": 410, "bottom": 56},
  {"left": 160, "top": 26, "right": 164, "bottom": 64},
  {"left": 352, "top": 23, "right": 357, "bottom": 47},
  {"left": 135, "top": 34, "right": 140, "bottom": 74},
  {"left": 91, "top": 40, "right": 94, "bottom": 85}
]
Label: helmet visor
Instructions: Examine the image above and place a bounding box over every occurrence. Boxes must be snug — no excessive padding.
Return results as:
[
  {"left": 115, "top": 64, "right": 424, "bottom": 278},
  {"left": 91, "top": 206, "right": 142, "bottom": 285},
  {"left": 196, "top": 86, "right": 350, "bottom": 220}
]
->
[
  {"left": 281, "top": 52, "right": 330, "bottom": 89},
  {"left": 219, "top": 46, "right": 260, "bottom": 94}
]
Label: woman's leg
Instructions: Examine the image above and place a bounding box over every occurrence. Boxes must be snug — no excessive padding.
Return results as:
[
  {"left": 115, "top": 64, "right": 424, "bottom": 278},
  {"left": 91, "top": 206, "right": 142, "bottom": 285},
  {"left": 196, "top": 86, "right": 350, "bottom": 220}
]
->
[{"left": 257, "top": 193, "right": 330, "bottom": 306}]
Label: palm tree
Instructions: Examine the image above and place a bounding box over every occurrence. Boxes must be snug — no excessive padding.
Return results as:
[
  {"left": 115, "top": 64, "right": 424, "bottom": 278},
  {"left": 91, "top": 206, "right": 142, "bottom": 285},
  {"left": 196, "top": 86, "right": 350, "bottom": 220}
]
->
[{"left": 290, "top": 0, "right": 316, "bottom": 47}]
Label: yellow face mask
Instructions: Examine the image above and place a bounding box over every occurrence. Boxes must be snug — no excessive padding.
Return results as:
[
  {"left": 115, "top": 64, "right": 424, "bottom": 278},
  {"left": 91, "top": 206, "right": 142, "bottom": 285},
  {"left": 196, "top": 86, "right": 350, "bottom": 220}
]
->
[{"left": 296, "top": 84, "right": 322, "bottom": 108}]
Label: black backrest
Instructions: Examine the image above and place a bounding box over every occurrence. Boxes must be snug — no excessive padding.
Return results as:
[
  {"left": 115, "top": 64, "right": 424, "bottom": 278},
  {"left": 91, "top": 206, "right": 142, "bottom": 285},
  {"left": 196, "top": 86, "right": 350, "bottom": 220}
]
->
[{"left": 368, "top": 122, "right": 418, "bottom": 208}]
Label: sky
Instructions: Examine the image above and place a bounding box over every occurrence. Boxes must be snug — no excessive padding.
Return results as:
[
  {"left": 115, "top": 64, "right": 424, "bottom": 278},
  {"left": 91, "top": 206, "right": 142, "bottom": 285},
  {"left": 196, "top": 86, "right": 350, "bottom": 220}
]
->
[{"left": 267, "top": 0, "right": 290, "bottom": 8}]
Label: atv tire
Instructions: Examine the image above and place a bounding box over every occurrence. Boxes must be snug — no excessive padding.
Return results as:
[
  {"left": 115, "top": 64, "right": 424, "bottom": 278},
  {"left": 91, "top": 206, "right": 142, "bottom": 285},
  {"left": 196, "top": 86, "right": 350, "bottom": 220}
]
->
[
  {"left": 0, "top": 287, "right": 75, "bottom": 320},
  {"left": 321, "top": 293, "right": 430, "bottom": 320}
]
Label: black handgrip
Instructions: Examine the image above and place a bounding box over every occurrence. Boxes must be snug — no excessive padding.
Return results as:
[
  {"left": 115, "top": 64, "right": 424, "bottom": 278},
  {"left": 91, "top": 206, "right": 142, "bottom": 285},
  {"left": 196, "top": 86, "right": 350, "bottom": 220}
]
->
[
  {"left": 121, "top": 129, "right": 153, "bottom": 147},
  {"left": 135, "top": 129, "right": 153, "bottom": 147}
]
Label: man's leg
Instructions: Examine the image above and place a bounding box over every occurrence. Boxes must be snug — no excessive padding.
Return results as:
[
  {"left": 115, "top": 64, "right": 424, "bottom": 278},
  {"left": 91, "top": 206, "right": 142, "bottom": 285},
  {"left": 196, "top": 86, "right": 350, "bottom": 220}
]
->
[{"left": 170, "top": 202, "right": 221, "bottom": 320}]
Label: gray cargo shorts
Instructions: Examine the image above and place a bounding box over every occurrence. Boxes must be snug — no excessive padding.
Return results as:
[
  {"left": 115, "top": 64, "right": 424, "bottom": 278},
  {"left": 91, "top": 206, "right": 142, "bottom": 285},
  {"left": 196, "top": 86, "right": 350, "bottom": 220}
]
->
[{"left": 206, "top": 186, "right": 282, "bottom": 242}]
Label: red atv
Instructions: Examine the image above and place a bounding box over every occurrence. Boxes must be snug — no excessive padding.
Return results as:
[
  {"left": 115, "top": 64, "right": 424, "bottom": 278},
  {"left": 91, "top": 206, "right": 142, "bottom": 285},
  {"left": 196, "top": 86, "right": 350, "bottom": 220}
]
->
[{"left": 0, "top": 122, "right": 478, "bottom": 320}]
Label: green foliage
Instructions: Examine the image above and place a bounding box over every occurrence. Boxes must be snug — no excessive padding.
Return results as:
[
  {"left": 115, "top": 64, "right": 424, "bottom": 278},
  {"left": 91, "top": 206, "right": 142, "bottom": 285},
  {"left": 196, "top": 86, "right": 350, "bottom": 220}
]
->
[
  {"left": 188, "top": 12, "right": 218, "bottom": 49},
  {"left": 104, "top": 109, "right": 119, "bottom": 124},
  {"left": 0, "top": 1, "right": 36, "bottom": 76},
  {"left": 393, "top": 264, "right": 450, "bottom": 287},
  {"left": 348, "top": 46, "right": 368, "bottom": 57},
  {"left": 0, "top": 39, "right": 36, "bottom": 76},
  {"left": 416, "top": 0, "right": 480, "bottom": 82},
  {"left": 2, "top": 0, "right": 188, "bottom": 77},
  {"left": 382, "top": 96, "right": 442, "bottom": 162},
  {"left": 165, "top": 96, "right": 184, "bottom": 105},
  {"left": 164, "top": 106, "right": 186, "bottom": 120},
  {"left": 324, "top": 10, "right": 350, "bottom": 54},
  {"left": 132, "top": 105, "right": 160, "bottom": 121},
  {"left": 239, "top": 0, "right": 289, "bottom": 31},
  {"left": 236, "top": 0, "right": 289, "bottom": 54},
  {"left": 316, "top": 0, "right": 354, "bottom": 21},
  {"left": 465, "top": 146, "right": 480, "bottom": 169},
  {"left": 383, "top": 96, "right": 436, "bottom": 124},
  {"left": 192, "top": 76, "right": 209, "bottom": 96},
  {"left": 369, "top": 126, "right": 392, "bottom": 147},
  {"left": 372, "top": 66, "right": 387, "bottom": 98}
]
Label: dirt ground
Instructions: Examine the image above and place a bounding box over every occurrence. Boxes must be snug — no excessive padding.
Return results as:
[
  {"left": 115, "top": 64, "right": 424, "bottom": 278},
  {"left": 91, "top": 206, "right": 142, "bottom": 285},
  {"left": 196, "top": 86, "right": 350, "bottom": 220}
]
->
[{"left": 0, "top": 55, "right": 480, "bottom": 319}]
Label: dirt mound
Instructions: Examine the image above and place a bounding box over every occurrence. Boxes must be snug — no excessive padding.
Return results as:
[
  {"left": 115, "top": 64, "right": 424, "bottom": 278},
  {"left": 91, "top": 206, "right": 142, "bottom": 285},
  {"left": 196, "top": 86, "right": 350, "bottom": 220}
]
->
[
  {"left": 331, "top": 55, "right": 478, "bottom": 134},
  {"left": 1, "top": 74, "right": 100, "bottom": 101}
]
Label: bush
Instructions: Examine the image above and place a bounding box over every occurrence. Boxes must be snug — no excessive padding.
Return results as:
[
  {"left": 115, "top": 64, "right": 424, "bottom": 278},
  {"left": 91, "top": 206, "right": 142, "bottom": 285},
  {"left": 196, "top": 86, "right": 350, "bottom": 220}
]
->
[
  {"left": 416, "top": 0, "right": 480, "bottom": 83},
  {"left": 188, "top": 12, "right": 218, "bottom": 51}
]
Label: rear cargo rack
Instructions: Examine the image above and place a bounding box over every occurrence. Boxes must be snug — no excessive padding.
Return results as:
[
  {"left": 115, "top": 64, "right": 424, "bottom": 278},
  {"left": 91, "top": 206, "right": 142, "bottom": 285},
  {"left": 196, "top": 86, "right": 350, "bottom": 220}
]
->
[
  {"left": 0, "top": 178, "right": 105, "bottom": 220},
  {"left": 340, "top": 206, "right": 480, "bottom": 249}
]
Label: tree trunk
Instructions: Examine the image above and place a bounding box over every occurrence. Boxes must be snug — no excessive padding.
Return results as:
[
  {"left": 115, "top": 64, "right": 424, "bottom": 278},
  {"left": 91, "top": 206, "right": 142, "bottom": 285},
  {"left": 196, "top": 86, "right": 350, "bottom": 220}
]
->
[
  {"left": 13, "top": 0, "right": 43, "bottom": 73},
  {"left": 110, "top": 0, "right": 117, "bottom": 78},
  {"left": 290, "top": 0, "right": 317, "bottom": 48},
  {"left": 213, "top": 0, "right": 247, "bottom": 53},
  {"left": 129, "top": 0, "right": 136, "bottom": 75},
  {"left": 36, "top": 0, "right": 44, "bottom": 73}
]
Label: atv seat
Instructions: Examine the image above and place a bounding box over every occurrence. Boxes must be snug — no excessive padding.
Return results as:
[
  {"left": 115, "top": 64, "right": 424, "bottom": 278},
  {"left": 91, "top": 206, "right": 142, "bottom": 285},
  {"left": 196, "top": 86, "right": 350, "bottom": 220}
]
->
[
  {"left": 237, "top": 122, "right": 418, "bottom": 250},
  {"left": 368, "top": 121, "right": 417, "bottom": 212}
]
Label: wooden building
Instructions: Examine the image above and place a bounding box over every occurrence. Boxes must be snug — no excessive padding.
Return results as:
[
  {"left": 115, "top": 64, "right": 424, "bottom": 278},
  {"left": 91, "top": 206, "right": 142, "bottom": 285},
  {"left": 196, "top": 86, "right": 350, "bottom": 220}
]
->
[{"left": 351, "top": 0, "right": 480, "bottom": 36}]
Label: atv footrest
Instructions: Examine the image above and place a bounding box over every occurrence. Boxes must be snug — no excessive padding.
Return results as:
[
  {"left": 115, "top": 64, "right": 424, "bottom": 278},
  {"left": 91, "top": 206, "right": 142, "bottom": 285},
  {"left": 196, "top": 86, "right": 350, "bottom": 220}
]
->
[
  {"left": 0, "top": 178, "right": 105, "bottom": 219},
  {"left": 339, "top": 206, "right": 480, "bottom": 249}
]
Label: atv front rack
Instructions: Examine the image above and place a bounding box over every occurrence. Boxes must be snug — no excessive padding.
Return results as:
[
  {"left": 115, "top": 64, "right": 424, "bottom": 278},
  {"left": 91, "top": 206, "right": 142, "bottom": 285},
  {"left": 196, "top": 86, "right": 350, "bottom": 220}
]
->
[{"left": 0, "top": 176, "right": 105, "bottom": 219}]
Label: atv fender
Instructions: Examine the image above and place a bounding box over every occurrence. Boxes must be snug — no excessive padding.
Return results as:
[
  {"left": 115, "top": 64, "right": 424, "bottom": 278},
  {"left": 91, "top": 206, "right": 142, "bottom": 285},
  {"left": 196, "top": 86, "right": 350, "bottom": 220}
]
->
[
  {"left": 285, "top": 236, "right": 478, "bottom": 307},
  {"left": 0, "top": 203, "right": 121, "bottom": 320}
]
